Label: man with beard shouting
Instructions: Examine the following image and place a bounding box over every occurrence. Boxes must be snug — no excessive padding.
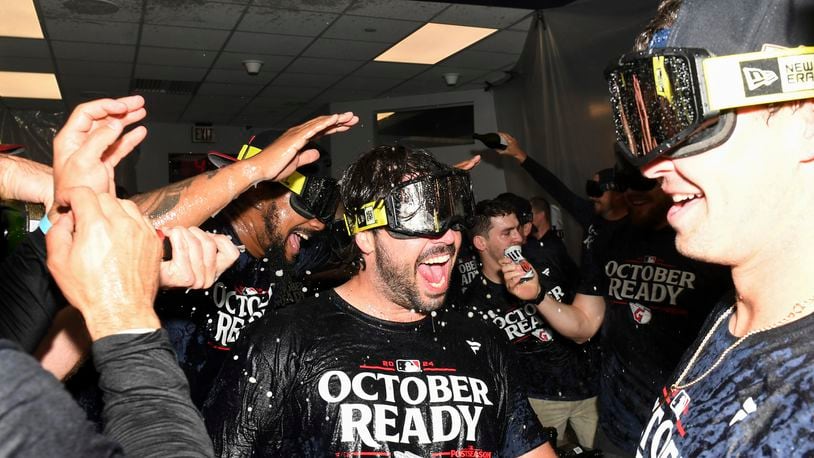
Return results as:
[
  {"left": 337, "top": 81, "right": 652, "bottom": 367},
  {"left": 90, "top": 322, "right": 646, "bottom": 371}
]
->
[{"left": 204, "top": 145, "right": 556, "bottom": 457}]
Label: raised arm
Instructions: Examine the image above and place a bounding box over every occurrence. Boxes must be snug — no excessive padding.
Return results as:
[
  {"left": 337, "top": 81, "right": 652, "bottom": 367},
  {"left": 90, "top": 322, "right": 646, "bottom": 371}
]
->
[
  {"left": 47, "top": 187, "right": 213, "bottom": 456},
  {"left": 498, "top": 133, "right": 595, "bottom": 227},
  {"left": 501, "top": 258, "right": 604, "bottom": 344},
  {"left": 131, "top": 113, "right": 358, "bottom": 228}
]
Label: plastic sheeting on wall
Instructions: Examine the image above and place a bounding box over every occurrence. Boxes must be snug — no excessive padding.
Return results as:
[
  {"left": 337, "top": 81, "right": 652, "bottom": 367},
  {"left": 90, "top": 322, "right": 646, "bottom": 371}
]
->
[
  {"left": 0, "top": 107, "right": 65, "bottom": 165},
  {"left": 492, "top": 0, "right": 659, "bottom": 256}
]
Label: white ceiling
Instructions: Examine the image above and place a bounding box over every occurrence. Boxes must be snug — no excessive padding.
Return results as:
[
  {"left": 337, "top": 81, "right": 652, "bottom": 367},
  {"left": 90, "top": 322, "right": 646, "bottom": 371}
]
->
[{"left": 0, "top": 0, "right": 542, "bottom": 129}]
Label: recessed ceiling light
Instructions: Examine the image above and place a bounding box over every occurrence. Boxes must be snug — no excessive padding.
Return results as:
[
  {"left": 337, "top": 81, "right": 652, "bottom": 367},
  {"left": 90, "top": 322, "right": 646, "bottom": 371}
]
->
[
  {"left": 375, "top": 23, "right": 497, "bottom": 65},
  {"left": 0, "top": 0, "right": 44, "bottom": 39},
  {"left": 0, "top": 72, "right": 62, "bottom": 99}
]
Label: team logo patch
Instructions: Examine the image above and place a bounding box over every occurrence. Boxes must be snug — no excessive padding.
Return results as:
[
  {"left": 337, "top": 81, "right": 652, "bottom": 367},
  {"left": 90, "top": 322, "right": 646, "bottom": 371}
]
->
[
  {"left": 395, "top": 359, "right": 422, "bottom": 373},
  {"left": 629, "top": 302, "right": 652, "bottom": 324}
]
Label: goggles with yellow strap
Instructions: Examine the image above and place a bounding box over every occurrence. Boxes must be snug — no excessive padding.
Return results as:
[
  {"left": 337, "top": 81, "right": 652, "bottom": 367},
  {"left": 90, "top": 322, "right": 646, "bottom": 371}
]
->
[
  {"left": 606, "top": 46, "right": 814, "bottom": 166},
  {"left": 239, "top": 143, "right": 339, "bottom": 224},
  {"left": 344, "top": 170, "right": 475, "bottom": 238}
]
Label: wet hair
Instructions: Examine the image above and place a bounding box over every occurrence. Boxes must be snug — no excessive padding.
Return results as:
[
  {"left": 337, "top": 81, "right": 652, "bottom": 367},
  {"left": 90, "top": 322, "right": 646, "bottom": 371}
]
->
[
  {"left": 470, "top": 199, "right": 516, "bottom": 238},
  {"left": 495, "top": 192, "right": 532, "bottom": 225},
  {"left": 529, "top": 196, "right": 551, "bottom": 219},
  {"left": 338, "top": 145, "right": 451, "bottom": 271},
  {"left": 633, "top": 0, "right": 682, "bottom": 51}
]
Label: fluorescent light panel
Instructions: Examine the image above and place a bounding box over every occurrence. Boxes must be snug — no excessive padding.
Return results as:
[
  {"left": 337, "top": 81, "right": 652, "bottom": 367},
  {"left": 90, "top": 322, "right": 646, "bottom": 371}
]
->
[
  {"left": 0, "top": 0, "right": 44, "bottom": 39},
  {"left": 375, "top": 23, "right": 497, "bottom": 65},
  {"left": 0, "top": 72, "right": 62, "bottom": 99}
]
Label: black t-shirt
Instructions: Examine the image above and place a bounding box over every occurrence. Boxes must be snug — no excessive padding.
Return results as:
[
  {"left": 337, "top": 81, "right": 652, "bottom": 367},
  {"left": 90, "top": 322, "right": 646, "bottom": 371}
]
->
[
  {"left": 204, "top": 290, "right": 550, "bottom": 457},
  {"left": 524, "top": 230, "right": 580, "bottom": 301},
  {"left": 447, "top": 240, "right": 480, "bottom": 306},
  {"left": 463, "top": 272, "right": 596, "bottom": 401},
  {"left": 156, "top": 215, "right": 291, "bottom": 406},
  {"left": 578, "top": 223, "right": 731, "bottom": 453},
  {"left": 637, "top": 297, "right": 814, "bottom": 457}
]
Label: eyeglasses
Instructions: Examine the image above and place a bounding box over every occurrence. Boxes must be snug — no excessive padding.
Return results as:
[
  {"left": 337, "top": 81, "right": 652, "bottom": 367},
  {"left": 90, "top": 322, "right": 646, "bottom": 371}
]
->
[
  {"left": 605, "top": 46, "right": 814, "bottom": 166},
  {"left": 279, "top": 171, "right": 340, "bottom": 224},
  {"left": 344, "top": 170, "right": 475, "bottom": 238}
]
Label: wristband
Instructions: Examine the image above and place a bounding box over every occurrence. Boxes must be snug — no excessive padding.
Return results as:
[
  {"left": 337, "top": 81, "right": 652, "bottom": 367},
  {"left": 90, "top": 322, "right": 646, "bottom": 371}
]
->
[{"left": 38, "top": 213, "right": 52, "bottom": 234}]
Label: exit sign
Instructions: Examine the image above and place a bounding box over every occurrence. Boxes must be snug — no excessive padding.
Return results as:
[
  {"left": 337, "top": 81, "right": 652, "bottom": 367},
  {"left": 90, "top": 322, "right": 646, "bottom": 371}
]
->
[{"left": 192, "top": 125, "right": 215, "bottom": 143}]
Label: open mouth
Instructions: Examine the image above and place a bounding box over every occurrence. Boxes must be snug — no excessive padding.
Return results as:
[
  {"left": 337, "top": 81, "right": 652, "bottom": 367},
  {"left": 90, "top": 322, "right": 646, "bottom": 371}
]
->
[
  {"left": 667, "top": 192, "right": 704, "bottom": 225},
  {"left": 286, "top": 230, "right": 310, "bottom": 257},
  {"left": 417, "top": 252, "right": 453, "bottom": 291}
]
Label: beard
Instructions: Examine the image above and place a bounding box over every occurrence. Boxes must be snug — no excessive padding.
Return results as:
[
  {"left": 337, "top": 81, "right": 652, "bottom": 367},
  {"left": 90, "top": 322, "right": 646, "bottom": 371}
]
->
[{"left": 373, "top": 236, "right": 452, "bottom": 314}]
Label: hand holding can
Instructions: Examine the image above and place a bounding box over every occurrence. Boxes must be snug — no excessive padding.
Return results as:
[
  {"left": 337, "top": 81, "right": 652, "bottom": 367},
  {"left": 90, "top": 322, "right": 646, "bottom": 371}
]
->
[{"left": 504, "top": 245, "right": 535, "bottom": 283}]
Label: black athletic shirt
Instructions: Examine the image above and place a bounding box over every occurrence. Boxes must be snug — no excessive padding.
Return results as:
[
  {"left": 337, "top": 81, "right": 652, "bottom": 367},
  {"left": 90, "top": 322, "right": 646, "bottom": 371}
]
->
[
  {"left": 577, "top": 222, "right": 731, "bottom": 453},
  {"left": 463, "top": 271, "right": 596, "bottom": 401},
  {"left": 204, "top": 290, "right": 550, "bottom": 457},
  {"left": 637, "top": 297, "right": 814, "bottom": 457},
  {"left": 0, "top": 229, "right": 66, "bottom": 353},
  {"left": 156, "top": 215, "right": 289, "bottom": 406}
]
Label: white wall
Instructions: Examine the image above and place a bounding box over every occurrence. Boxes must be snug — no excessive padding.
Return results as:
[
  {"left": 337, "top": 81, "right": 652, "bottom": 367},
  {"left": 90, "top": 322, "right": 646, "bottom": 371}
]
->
[{"left": 329, "top": 88, "right": 509, "bottom": 202}]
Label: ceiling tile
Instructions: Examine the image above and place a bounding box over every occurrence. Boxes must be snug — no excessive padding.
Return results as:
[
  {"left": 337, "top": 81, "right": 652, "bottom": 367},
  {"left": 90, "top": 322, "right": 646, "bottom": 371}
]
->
[
  {"left": 321, "top": 15, "right": 421, "bottom": 42},
  {"left": 58, "top": 59, "right": 131, "bottom": 77},
  {"left": 250, "top": 97, "right": 309, "bottom": 111},
  {"left": 225, "top": 32, "right": 313, "bottom": 55},
  {"left": 286, "top": 57, "right": 362, "bottom": 75},
  {"left": 212, "top": 52, "right": 293, "bottom": 72},
  {"left": 0, "top": 57, "right": 54, "bottom": 73},
  {"left": 138, "top": 47, "right": 217, "bottom": 68},
  {"left": 197, "top": 82, "right": 264, "bottom": 96},
  {"left": 302, "top": 38, "right": 388, "bottom": 60},
  {"left": 138, "top": 93, "right": 192, "bottom": 119},
  {"left": 141, "top": 25, "right": 230, "bottom": 50},
  {"left": 59, "top": 75, "right": 130, "bottom": 98},
  {"left": 144, "top": 1, "right": 246, "bottom": 30},
  {"left": 238, "top": 7, "right": 337, "bottom": 36},
  {"left": 332, "top": 75, "right": 399, "bottom": 92},
  {"left": 345, "top": 0, "right": 449, "bottom": 21},
  {"left": 52, "top": 41, "right": 135, "bottom": 62},
  {"left": 432, "top": 4, "right": 533, "bottom": 29},
  {"left": 134, "top": 64, "right": 209, "bottom": 81},
  {"left": 43, "top": 17, "right": 139, "bottom": 45},
  {"left": 256, "top": 84, "right": 324, "bottom": 100},
  {"left": 272, "top": 71, "right": 342, "bottom": 88},
  {"left": 439, "top": 49, "right": 516, "bottom": 70},
  {"left": 351, "top": 61, "right": 427, "bottom": 78},
  {"left": 205, "top": 68, "right": 279, "bottom": 85},
  {"left": 37, "top": 0, "right": 144, "bottom": 23},
  {"left": 312, "top": 87, "right": 378, "bottom": 104},
  {"left": 508, "top": 14, "right": 536, "bottom": 31},
  {"left": 249, "top": 0, "right": 353, "bottom": 13},
  {"left": 0, "top": 37, "right": 51, "bottom": 59},
  {"left": 469, "top": 29, "right": 528, "bottom": 54}
]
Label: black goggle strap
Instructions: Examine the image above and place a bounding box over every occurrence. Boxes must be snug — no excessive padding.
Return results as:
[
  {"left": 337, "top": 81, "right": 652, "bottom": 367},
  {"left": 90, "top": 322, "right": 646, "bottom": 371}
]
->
[
  {"left": 702, "top": 46, "right": 814, "bottom": 111},
  {"left": 344, "top": 200, "right": 389, "bottom": 236}
]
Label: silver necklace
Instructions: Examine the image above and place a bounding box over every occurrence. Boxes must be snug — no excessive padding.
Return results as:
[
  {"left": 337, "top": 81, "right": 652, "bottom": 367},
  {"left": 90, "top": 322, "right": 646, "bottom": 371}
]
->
[{"left": 671, "top": 298, "right": 812, "bottom": 392}]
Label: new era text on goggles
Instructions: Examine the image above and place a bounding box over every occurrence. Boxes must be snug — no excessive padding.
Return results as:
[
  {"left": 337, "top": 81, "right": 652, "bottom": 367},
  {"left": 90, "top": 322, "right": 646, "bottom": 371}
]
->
[
  {"left": 344, "top": 170, "right": 475, "bottom": 237},
  {"left": 606, "top": 46, "right": 814, "bottom": 166}
]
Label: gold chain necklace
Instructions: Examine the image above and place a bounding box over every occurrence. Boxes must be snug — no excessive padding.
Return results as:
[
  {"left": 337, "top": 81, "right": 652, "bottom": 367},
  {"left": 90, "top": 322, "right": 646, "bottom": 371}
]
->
[{"left": 671, "top": 297, "right": 813, "bottom": 392}]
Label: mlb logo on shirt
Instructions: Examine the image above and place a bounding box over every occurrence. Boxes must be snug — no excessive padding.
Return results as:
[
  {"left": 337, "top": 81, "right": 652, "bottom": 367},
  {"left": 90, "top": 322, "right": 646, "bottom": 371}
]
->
[
  {"left": 396, "top": 360, "right": 422, "bottom": 373},
  {"left": 629, "top": 302, "right": 653, "bottom": 324},
  {"left": 644, "top": 256, "right": 656, "bottom": 263},
  {"left": 533, "top": 328, "right": 553, "bottom": 342}
]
